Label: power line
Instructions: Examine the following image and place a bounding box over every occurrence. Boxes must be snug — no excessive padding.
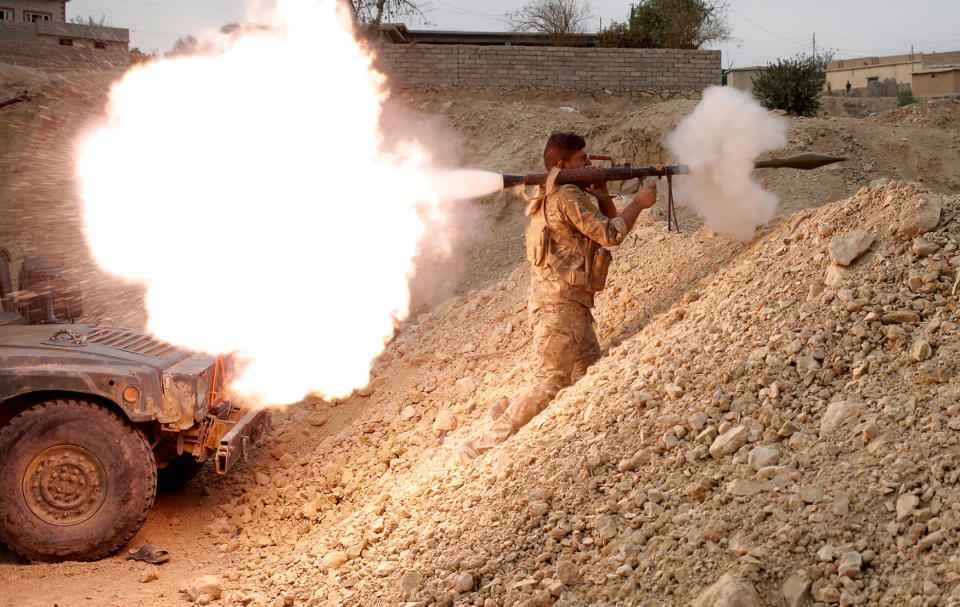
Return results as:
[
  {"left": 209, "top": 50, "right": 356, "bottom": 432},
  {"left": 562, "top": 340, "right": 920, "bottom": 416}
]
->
[{"left": 728, "top": 8, "right": 807, "bottom": 50}]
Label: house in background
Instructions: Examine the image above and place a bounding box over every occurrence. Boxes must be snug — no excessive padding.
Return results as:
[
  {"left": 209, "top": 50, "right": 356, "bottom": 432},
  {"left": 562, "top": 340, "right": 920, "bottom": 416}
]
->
[
  {"left": 825, "top": 50, "right": 960, "bottom": 96},
  {"left": 724, "top": 66, "right": 762, "bottom": 92},
  {"left": 825, "top": 53, "right": 919, "bottom": 95},
  {"left": 0, "top": 0, "right": 129, "bottom": 68}
]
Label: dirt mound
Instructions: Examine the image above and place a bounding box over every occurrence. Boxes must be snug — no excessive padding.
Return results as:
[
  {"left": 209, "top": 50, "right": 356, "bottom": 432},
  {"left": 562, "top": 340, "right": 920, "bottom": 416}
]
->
[
  {"left": 872, "top": 97, "right": 960, "bottom": 130},
  {"left": 819, "top": 95, "right": 898, "bottom": 119},
  {"left": 3, "top": 64, "right": 960, "bottom": 607},
  {"left": 203, "top": 181, "right": 958, "bottom": 607}
]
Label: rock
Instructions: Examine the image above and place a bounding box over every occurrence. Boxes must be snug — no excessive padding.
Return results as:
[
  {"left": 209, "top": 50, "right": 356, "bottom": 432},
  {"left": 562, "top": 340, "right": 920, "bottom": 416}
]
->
[
  {"left": 543, "top": 578, "right": 566, "bottom": 597},
  {"left": 709, "top": 426, "right": 748, "bottom": 458},
  {"left": 815, "top": 584, "right": 841, "bottom": 603},
  {"left": 454, "top": 572, "right": 475, "bottom": 593},
  {"left": 917, "top": 530, "right": 945, "bottom": 551},
  {"left": 781, "top": 570, "right": 812, "bottom": 607},
  {"left": 433, "top": 410, "right": 457, "bottom": 433},
  {"left": 896, "top": 494, "right": 919, "bottom": 521},
  {"left": 400, "top": 405, "right": 417, "bottom": 421},
  {"left": 255, "top": 472, "right": 270, "bottom": 486},
  {"left": 820, "top": 401, "right": 860, "bottom": 436},
  {"left": 594, "top": 514, "right": 618, "bottom": 543},
  {"left": 664, "top": 383, "right": 683, "bottom": 399},
  {"left": 140, "top": 570, "right": 159, "bottom": 583},
  {"left": 818, "top": 221, "right": 836, "bottom": 237},
  {"left": 881, "top": 310, "right": 921, "bottom": 324},
  {"left": 912, "top": 238, "right": 939, "bottom": 256},
  {"left": 401, "top": 571, "right": 422, "bottom": 595},
  {"left": 747, "top": 445, "right": 780, "bottom": 471},
  {"left": 830, "top": 231, "right": 875, "bottom": 266},
  {"left": 682, "top": 291, "right": 700, "bottom": 304},
  {"left": 897, "top": 194, "right": 941, "bottom": 239},
  {"left": 824, "top": 265, "right": 846, "bottom": 287},
  {"left": 453, "top": 377, "right": 477, "bottom": 394},
  {"left": 555, "top": 559, "right": 580, "bottom": 585},
  {"left": 617, "top": 449, "right": 651, "bottom": 472},
  {"left": 832, "top": 492, "right": 850, "bottom": 516},
  {"left": 911, "top": 339, "right": 932, "bottom": 362},
  {"left": 692, "top": 572, "right": 761, "bottom": 607},
  {"left": 188, "top": 576, "right": 223, "bottom": 601},
  {"left": 321, "top": 551, "right": 349, "bottom": 570},
  {"left": 837, "top": 551, "right": 862, "bottom": 578},
  {"left": 375, "top": 561, "right": 399, "bottom": 577}
]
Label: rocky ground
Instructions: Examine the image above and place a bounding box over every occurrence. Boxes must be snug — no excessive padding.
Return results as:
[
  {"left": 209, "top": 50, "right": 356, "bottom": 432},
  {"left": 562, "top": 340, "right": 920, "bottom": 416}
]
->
[{"left": 2, "top": 63, "right": 960, "bottom": 607}]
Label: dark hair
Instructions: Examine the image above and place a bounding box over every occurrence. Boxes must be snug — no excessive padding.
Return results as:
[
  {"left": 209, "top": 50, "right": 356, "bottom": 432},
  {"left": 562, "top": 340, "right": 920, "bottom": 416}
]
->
[{"left": 543, "top": 132, "right": 585, "bottom": 170}]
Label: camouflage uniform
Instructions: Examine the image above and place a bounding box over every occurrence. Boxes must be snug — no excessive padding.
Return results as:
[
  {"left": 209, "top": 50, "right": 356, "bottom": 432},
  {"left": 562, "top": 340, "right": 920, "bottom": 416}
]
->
[{"left": 460, "top": 180, "right": 627, "bottom": 461}]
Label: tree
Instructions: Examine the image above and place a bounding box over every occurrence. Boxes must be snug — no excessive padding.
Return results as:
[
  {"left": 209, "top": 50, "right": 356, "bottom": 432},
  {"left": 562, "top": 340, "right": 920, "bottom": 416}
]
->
[
  {"left": 346, "top": 0, "right": 427, "bottom": 28},
  {"left": 598, "top": 0, "right": 729, "bottom": 49},
  {"left": 751, "top": 54, "right": 826, "bottom": 117},
  {"left": 167, "top": 35, "right": 199, "bottom": 58},
  {"left": 70, "top": 14, "right": 109, "bottom": 26},
  {"left": 506, "top": 0, "right": 593, "bottom": 46}
]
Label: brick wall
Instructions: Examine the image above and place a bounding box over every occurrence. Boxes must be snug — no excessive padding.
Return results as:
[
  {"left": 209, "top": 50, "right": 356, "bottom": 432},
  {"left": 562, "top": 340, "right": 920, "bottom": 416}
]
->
[
  {"left": 374, "top": 45, "right": 721, "bottom": 94},
  {"left": 0, "top": 21, "right": 128, "bottom": 68}
]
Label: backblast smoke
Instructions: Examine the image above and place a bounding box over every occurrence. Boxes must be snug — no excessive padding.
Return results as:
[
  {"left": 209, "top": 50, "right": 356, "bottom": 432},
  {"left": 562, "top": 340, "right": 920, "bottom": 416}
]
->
[
  {"left": 77, "top": 0, "right": 502, "bottom": 406},
  {"left": 665, "top": 86, "right": 788, "bottom": 240}
]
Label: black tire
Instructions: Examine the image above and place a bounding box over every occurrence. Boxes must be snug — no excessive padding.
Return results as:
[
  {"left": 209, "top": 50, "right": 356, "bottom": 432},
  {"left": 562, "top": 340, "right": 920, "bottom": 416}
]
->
[
  {"left": 0, "top": 398, "right": 156, "bottom": 562},
  {"left": 157, "top": 455, "right": 206, "bottom": 492}
]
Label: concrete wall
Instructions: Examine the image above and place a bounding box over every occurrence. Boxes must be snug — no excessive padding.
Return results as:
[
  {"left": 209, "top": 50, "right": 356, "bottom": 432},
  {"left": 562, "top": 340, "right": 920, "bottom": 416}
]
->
[
  {"left": 825, "top": 60, "right": 920, "bottom": 92},
  {"left": 726, "top": 68, "right": 760, "bottom": 92},
  {"left": 923, "top": 51, "right": 960, "bottom": 68},
  {"left": 0, "top": 21, "right": 128, "bottom": 68},
  {"left": 374, "top": 45, "right": 721, "bottom": 94},
  {"left": 0, "top": 0, "right": 66, "bottom": 22},
  {"left": 913, "top": 69, "right": 960, "bottom": 96}
]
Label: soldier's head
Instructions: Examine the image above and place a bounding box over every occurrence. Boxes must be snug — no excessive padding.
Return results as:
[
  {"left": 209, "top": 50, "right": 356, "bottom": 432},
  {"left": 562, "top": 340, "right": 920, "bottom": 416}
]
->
[{"left": 544, "top": 132, "right": 590, "bottom": 171}]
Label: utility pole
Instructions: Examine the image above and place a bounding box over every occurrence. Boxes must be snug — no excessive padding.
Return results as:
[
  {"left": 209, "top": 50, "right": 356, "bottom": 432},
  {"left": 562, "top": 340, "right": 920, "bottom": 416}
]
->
[{"left": 812, "top": 32, "right": 816, "bottom": 60}]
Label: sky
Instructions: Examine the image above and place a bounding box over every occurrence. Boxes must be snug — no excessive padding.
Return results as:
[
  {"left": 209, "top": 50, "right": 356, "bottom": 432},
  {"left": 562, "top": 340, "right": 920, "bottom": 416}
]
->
[{"left": 67, "top": 0, "right": 960, "bottom": 69}]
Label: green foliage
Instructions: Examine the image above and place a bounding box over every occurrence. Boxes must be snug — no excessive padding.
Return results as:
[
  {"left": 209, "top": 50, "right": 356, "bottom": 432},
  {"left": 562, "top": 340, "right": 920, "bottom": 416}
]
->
[
  {"left": 752, "top": 54, "right": 826, "bottom": 117},
  {"left": 897, "top": 88, "right": 918, "bottom": 107},
  {"left": 598, "top": 0, "right": 729, "bottom": 49}
]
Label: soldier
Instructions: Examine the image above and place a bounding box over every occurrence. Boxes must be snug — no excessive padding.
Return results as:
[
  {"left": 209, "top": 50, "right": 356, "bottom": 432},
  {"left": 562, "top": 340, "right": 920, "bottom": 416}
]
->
[{"left": 458, "top": 132, "right": 658, "bottom": 463}]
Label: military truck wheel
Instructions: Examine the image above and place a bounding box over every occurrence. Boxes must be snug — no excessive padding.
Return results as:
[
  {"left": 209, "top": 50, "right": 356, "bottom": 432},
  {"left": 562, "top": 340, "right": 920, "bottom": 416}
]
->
[
  {"left": 157, "top": 455, "right": 206, "bottom": 492},
  {"left": 0, "top": 398, "right": 157, "bottom": 561}
]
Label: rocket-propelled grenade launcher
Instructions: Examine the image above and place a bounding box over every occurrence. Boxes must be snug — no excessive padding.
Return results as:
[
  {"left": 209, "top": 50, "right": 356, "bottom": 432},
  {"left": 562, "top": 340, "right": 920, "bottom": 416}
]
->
[
  {"left": 500, "top": 152, "right": 846, "bottom": 231},
  {"left": 499, "top": 153, "right": 846, "bottom": 189}
]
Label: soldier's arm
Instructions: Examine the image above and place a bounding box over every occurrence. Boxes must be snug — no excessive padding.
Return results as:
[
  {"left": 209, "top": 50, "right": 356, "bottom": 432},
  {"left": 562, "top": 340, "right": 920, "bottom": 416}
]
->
[
  {"left": 587, "top": 183, "right": 618, "bottom": 218},
  {"left": 556, "top": 186, "right": 628, "bottom": 247}
]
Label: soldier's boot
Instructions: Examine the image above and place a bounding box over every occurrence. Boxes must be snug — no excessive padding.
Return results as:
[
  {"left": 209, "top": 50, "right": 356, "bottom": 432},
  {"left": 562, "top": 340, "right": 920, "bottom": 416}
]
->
[{"left": 488, "top": 397, "right": 509, "bottom": 422}]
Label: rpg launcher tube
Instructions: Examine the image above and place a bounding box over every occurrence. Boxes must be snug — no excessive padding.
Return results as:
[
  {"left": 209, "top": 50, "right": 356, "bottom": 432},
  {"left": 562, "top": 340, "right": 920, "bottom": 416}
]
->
[
  {"left": 499, "top": 153, "right": 846, "bottom": 190},
  {"left": 501, "top": 165, "right": 689, "bottom": 189}
]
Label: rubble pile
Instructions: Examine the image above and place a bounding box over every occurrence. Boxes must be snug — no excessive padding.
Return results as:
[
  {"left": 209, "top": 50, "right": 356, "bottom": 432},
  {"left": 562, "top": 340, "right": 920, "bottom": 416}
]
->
[
  {"left": 872, "top": 97, "right": 960, "bottom": 131},
  {"left": 212, "top": 181, "right": 958, "bottom": 607}
]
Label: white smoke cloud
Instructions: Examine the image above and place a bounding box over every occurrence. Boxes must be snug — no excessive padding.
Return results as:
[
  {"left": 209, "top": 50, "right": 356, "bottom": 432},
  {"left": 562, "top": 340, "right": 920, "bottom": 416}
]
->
[
  {"left": 77, "top": 0, "right": 502, "bottom": 406},
  {"left": 664, "top": 86, "right": 787, "bottom": 240}
]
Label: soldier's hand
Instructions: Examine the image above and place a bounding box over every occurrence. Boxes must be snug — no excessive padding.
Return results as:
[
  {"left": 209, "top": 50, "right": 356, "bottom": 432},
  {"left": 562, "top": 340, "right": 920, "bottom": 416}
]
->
[
  {"left": 587, "top": 181, "right": 610, "bottom": 198},
  {"left": 633, "top": 180, "right": 657, "bottom": 210}
]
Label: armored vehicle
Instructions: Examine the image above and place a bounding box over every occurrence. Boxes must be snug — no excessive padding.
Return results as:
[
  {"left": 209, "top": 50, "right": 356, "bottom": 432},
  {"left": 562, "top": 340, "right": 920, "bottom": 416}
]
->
[{"left": 0, "top": 250, "right": 269, "bottom": 561}]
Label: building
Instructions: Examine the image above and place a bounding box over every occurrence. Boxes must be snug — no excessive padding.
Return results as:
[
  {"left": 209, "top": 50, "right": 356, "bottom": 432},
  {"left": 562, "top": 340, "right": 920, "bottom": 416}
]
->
[
  {"left": 725, "top": 66, "right": 761, "bottom": 92},
  {"left": 0, "top": 1, "right": 128, "bottom": 68},
  {"left": 377, "top": 23, "right": 598, "bottom": 47},
  {"left": 0, "top": 0, "right": 68, "bottom": 22},
  {"left": 825, "top": 53, "right": 920, "bottom": 94},
  {"left": 912, "top": 66, "right": 960, "bottom": 96}
]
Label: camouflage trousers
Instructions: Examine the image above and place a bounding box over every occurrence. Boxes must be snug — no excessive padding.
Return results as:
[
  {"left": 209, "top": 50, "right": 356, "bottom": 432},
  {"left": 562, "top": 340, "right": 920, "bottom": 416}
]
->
[{"left": 467, "top": 299, "right": 601, "bottom": 456}]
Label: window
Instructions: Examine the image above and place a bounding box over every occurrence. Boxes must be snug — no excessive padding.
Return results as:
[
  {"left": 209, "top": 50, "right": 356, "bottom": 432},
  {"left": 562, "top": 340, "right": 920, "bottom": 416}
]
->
[
  {"left": 59, "top": 38, "right": 73, "bottom": 46},
  {"left": 94, "top": 41, "right": 107, "bottom": 49},
  {"left": 866, "top": 76, "right": 879, "bottom": 84},
  {"left": 0, "top": 8, "right": 13, "bottom": 21},
  {"left": 24, "top": 11, "right": 51, "bottom": 22}
]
